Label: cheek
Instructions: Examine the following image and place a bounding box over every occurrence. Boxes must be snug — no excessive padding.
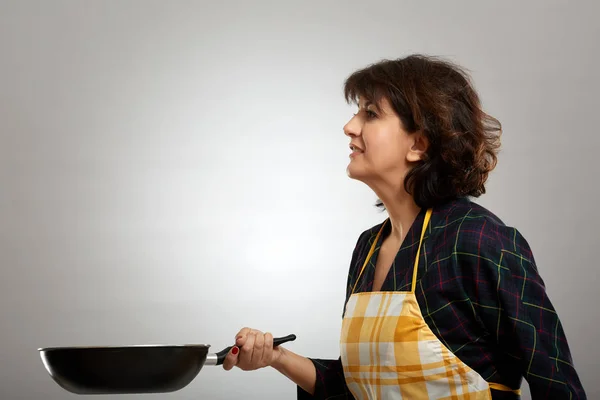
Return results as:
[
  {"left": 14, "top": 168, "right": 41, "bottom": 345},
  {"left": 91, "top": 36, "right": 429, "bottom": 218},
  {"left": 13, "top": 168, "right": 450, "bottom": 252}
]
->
[{"left": 365, "top": 135, "right": 406, "bottom": 165}]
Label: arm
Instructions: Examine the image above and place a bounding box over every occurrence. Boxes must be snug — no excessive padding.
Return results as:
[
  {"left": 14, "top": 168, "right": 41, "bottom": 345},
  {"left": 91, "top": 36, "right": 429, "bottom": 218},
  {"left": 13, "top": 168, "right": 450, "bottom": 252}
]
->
[
  {"left": 270, "top": 348, "right": 317, "bottom": 395},
  {"left": 460, "top": 224, "right": 586, "bottom": 399},
  {"left": 227, "top": 330, "right": 350, "bottom": 398}
]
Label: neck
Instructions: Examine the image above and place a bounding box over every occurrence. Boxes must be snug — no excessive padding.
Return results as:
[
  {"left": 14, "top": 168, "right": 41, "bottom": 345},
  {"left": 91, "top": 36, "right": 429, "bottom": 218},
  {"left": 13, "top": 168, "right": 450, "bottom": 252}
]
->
[{"left": 376, "top": 187, "right": 421, "bottom": 242}]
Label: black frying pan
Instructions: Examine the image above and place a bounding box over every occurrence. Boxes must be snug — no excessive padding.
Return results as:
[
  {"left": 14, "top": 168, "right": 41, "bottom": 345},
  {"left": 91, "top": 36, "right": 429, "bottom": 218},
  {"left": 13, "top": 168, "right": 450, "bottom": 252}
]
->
[{"left": 38, "top": 334, "right": 296, "bottom": 394}]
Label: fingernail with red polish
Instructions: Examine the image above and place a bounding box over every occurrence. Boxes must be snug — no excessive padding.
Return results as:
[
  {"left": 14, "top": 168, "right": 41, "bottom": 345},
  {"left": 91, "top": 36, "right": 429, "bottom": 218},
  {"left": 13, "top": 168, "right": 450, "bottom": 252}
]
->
[{"left": 231, "top": 346, "right": 239, "bottom": 355}]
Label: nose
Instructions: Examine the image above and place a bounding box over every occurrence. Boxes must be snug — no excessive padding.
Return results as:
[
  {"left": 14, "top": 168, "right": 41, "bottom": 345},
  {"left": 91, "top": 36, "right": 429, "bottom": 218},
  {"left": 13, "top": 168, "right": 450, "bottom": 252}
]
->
[{"left": 343, "top": 115, "right": 361, "bottom": 137}]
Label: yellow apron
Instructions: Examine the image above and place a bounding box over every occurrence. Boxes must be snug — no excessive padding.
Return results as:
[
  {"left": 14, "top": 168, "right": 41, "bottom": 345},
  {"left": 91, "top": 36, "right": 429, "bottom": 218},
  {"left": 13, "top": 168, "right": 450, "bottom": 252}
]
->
[{"left": 340, "top": 208, "right": 521, "bottom": 399}]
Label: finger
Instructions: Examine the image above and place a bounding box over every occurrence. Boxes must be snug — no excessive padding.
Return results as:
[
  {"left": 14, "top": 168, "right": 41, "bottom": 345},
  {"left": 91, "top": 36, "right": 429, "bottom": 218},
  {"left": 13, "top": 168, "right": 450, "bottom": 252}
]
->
[
  {"left": 252, "top": 333, "right": 265, "bottom": 366},
  {"left": 222, "top": 346, "right": 239, "bottom": 371},
  {"left": 239, "top": 332, "right": 255, "bottom": 367},
  {"left": 235, "top": 327, "right": 251, "bottom": 347},
  {"left": 263, "top": 332, "right": 273, "bottom": 366}
]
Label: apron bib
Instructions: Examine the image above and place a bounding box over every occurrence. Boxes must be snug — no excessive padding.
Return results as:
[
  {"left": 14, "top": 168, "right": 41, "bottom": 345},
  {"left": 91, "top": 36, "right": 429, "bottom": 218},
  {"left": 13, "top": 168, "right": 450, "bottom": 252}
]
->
[{"left": 340, "top": 209, "right": 521, "bottom": 399}]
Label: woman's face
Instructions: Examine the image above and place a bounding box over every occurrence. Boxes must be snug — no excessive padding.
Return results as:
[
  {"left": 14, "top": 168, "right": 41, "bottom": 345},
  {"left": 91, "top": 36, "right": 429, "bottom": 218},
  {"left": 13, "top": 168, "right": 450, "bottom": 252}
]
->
[{"left": 343, "top": 96, "right": 426, "bottom": 189}]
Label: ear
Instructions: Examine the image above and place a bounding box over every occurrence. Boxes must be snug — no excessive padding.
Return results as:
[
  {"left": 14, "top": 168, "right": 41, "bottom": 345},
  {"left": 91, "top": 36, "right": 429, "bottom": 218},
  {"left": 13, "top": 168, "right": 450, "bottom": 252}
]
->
[{"left": 406, "top": 132, "right": 429, "bottom": 162}]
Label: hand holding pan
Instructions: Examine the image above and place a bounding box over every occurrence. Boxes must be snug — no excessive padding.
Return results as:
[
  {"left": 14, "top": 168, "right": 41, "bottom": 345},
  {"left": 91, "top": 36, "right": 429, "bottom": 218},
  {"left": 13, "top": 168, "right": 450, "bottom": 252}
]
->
[{"left": 38, "top": 334, "right": 296, "bottom": 394}]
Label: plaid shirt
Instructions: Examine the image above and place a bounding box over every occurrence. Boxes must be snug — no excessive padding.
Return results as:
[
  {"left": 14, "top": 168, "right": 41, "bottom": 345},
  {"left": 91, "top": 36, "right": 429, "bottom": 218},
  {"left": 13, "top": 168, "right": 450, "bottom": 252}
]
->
[{"left": 298, "top": 197, "right": 586, "bottom": 399}]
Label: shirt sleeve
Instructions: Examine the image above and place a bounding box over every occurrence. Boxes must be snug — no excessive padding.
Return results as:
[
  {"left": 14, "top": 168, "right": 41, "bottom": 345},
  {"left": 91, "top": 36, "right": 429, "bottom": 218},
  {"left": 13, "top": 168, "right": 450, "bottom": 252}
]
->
[
  {"left": 459, "top": 223, "right": 587, "bottom": 399},
  {"left": 297, "top": 357, "right": 352, "bottom": 399}
]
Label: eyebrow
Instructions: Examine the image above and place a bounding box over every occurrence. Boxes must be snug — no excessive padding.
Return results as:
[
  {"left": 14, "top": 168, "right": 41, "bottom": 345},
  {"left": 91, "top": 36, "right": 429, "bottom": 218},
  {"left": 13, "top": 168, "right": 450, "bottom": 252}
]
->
[{"left": 360, "top": 101, "right": 383, "bottom": 115}]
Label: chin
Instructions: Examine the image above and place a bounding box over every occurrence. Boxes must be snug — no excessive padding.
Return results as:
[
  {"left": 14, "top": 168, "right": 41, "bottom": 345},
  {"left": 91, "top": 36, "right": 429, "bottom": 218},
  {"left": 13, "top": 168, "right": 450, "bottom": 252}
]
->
[{"left": 346, "top": 164, "right": 368, "bottom": 181}]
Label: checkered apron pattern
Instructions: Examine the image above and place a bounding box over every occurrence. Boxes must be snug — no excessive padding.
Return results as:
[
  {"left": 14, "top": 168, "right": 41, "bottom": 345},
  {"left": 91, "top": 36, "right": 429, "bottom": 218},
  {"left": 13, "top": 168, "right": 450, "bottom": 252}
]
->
[{"left": 340, "top": 208, "right": 520, "bottom": 399}]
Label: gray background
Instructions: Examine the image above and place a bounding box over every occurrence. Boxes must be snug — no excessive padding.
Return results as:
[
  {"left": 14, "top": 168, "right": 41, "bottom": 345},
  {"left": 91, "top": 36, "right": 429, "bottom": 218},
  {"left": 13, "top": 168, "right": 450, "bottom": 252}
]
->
[{"left": 1, "top": 1, "right": 598, "bottom": 399}]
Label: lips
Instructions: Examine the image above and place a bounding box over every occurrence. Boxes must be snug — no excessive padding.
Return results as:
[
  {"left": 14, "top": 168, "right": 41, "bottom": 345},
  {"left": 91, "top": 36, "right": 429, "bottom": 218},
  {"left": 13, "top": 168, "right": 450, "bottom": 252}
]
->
[
  {"left": 349, "top": 143, "right": 364, "bottom": 152},
  {"left": 349, "top": 143, "right": 364, "bottom": 159}
]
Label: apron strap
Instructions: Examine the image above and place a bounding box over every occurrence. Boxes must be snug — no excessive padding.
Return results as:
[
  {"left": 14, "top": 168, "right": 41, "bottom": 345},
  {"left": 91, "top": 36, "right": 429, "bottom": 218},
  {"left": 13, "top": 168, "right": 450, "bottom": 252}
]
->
[
  {"left": 488, "top": 382, "right": 522, "bottom": 395},
  {"left": 410, "top": 208, "right": 432, "bottom": 293}
]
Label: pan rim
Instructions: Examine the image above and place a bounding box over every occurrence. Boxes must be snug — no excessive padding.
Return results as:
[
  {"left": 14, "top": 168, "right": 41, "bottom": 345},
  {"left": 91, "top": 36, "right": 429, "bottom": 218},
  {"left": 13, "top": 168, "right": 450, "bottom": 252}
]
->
[{"left": 38, "top": 344, "right": 211, "bottom": 351}]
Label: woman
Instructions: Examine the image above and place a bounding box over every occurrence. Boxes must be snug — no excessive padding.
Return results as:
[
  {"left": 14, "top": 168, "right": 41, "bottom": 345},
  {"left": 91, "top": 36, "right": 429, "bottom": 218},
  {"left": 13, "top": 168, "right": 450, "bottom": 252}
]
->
[{"left": 222, "top": 55, "right": 586, "bottom": 399}]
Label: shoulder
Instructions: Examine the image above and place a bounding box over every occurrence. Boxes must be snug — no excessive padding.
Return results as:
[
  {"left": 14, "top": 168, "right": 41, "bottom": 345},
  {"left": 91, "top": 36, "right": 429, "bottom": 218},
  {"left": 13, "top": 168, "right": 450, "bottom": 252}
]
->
[{"left": 431, "top": 197, "right": 535, "bottom": 266}]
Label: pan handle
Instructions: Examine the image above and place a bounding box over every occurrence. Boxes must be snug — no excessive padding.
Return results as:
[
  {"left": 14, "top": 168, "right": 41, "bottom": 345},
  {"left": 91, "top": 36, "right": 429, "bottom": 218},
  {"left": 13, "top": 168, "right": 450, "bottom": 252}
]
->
[{"left": 212, "top": 334, "right": 297, "bottom": 366}]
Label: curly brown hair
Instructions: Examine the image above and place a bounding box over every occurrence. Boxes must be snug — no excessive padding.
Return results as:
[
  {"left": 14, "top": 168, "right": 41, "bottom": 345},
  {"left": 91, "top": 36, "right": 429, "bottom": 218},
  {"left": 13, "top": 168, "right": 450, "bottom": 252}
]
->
[{"left": 343, "top": 54, "right": 502, "bottom": 209}]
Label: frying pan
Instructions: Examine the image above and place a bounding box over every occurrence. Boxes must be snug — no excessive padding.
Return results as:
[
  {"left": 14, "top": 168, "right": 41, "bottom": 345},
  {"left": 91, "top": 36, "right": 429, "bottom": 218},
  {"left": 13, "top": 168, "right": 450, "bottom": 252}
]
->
[{"left": 38, "top": 334, "right": 296, "bottom": 394}]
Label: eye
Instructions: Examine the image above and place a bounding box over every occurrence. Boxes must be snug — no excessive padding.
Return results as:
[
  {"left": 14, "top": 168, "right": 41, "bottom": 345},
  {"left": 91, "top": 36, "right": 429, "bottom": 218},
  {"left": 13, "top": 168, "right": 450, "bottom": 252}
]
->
[{"left": 366, "top": 109, "right": 377, "bottom": 119}]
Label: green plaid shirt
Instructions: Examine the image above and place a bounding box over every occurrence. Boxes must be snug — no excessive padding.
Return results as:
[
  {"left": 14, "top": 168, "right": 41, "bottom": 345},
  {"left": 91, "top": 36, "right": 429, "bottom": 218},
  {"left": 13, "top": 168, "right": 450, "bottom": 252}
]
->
[{"left": 299, "top": 197, "right": 586, "bottom": 399}]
